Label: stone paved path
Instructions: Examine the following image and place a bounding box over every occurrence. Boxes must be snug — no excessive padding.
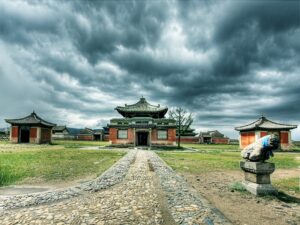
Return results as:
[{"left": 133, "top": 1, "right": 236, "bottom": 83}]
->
[
  {"left": 0, "top": 151, "right": 174, "bottom": 225},
  {"left": 0, "top": 150, "right": 232, "bottom": 225}
]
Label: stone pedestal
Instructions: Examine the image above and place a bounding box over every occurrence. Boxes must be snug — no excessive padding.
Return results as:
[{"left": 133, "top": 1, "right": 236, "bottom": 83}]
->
[{"left": 240, "top": 161, "right": 277, "bottom": 196}]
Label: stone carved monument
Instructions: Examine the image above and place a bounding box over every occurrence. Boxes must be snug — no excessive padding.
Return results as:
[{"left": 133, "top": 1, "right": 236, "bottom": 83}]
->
[{"left": 240, "top": 134, "right": 279, "bottom": 195}]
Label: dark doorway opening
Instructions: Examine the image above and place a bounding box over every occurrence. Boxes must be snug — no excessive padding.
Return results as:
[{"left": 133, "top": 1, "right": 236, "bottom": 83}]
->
[
  {"left": 20, "top": 126, "right": 30, "bottom": 143},
  {"left": 203, "top": 137, "right": 212, "bottom": 144},
  {"left": 94, "top": 134, "right": 101, "bottom": 141},
  {"left": 137, "top": 132, "right": 148, "bottom": 146}
]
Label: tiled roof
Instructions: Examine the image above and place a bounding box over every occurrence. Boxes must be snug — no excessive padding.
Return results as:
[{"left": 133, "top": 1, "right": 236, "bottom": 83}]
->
[
  {"left": 115, "top": 97, "right": 168, "bottom": 117},
  {"left": 5, "top": 112, "right": 55, "bottom": 127},
  {"left": 53, "top": 125, "right": 67, "bottom": 131},
  {"left": 235, "top": 116, "right": 297, "bottom": 131},
  {"left": 79, "top": 128, "right": 94, "bottom": 135},
  {"left": 199, "top": 130, "right": 225, "bottom": 138}
]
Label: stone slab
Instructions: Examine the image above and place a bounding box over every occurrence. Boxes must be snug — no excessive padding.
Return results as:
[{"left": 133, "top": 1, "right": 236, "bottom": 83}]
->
[
  {"left": 244, "top": 172, "right": 271, "bottom": 184},
  {"left": 242, "top": 181, "right": 278, "bottom": 196},
  {"left": 240, "top": 161, "right": 275, "bottom": 174}
]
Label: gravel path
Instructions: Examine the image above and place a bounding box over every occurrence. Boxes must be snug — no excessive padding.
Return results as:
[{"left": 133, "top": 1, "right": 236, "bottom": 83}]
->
[{"left": 0, "top": 150, "right": 232, "bottom": 225}]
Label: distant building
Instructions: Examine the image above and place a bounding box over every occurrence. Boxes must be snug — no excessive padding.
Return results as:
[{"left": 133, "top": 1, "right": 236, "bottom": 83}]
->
[
  {"left": 52, "top": 125, "right": 70, "bottom": 139},
  {"left": 77, "top": 128, "right": 104, "bottom": 141},
  {"left": 177, "top": 127, "right": 199, "bottom": 143},
  {"left": 199, "top": 130, "right": 230, "bottom": 144},
  {"left": 5, "top": 112, "right": 55, "bottom": 144},
  {"left": 235, "top": 116, "right": 297, "bottom": 150},
  {"left": 108, "top": 97, "right": 177, "bottom": 146}
]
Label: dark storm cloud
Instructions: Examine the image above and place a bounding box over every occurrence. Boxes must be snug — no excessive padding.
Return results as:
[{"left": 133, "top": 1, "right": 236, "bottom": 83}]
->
[{"left": 0, "top": 0, "right": 299, "bottom": 138}]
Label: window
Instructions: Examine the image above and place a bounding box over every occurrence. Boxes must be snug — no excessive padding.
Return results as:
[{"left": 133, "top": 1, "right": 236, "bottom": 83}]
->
[
  {"left": 157, "top": 130, "right": 167, "bottom": 140},
  {"left": 118, "top": 130, "right": 128, "bottom": 139}
]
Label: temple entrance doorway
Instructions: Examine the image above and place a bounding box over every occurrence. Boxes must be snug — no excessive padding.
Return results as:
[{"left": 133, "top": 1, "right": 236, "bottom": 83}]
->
[
  {"left": 137, "top": 132, "right": 148, "bottom": 146},
  {"left": 20, "top": 126, "right": 30, "bottom": 143}
]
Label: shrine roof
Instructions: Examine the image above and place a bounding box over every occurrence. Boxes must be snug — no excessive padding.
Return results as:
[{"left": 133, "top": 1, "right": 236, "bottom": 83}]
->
[
  {"left": 5, "top": 112, "right": 56, "bottom": 127},
  {"left": 235, "top": 116, "right": 297, "bottom": 131},
  {"left": 115, "top": 97, "right": 168, "bottom": 118}
]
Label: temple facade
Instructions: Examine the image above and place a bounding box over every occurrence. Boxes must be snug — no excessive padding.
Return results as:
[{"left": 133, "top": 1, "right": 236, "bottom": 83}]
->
[
  {"left": 199, "top": 130, "right": 230, "bottom": 144},
  {"left": 108, "top": 97, "right": 177, "bottom": 146},
  {"left": 5, "top": 112, "right": 56, "bottom": 144},
  {"left": 235, "top": 116, "right": 297, "bottom": 150}
]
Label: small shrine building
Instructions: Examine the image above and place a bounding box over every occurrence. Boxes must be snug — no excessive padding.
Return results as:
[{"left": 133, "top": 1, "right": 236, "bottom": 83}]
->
[
  {"left": 5, "top": 112, "right": 56, "bottom": 144},
  {"left": 235, "top": 116, "right": 297, "bottom": 150},
  {"left": 108, "top": 97, "right": 177, "bottom": 146}
]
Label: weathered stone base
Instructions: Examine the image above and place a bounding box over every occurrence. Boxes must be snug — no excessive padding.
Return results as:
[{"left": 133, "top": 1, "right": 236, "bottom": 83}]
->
[
  {"left": 240, "top": 161, "right": 277, "bottom": 196},
  {"left": 242, "top": 181, "right": 278, "bottom": 196}
]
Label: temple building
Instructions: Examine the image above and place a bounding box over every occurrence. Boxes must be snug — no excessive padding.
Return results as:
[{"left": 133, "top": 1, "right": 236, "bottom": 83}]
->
[
  {"left": 52, "top": 125, "right": 70, "bottom": 139},
  {"left": 108, "top": 97, "right": 176, "bottom": 146},
  {"left": 5, "top": 112, "right": 56, "bottom": 144},
  {"left": 199, "top": 130, "right": 230, "bottom": 144},
  {"left": 77, "top": 128, "right": 104, "bottom": 141},
  {"left": 235, "top": 116, "right": 297, "bottom": 150}
]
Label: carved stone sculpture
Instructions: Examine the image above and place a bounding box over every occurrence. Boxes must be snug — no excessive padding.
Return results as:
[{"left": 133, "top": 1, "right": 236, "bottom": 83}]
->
[{"left": 240, "top": 134, "right": 279, "bottom": 195}]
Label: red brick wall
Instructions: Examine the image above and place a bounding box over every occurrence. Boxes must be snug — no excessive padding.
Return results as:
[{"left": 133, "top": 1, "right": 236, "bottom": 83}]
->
[
  {"left": 168, "top": 129, "right": 176, "bottom": 142},
  {"left": 30, "top": 128, "right": 37, "bottom": 138},
  {"left": 29, "top": 127, "right": 38, "bottom": 144},
  {"left": 151, "top": 129, "right": 157, "bottom": 141},
  {"left": 241, "top": 132, "right": 255, "bottom": 149},
  {"left": 260, "top": 131, "right": 268, "bottom": 137},
  {"left": 12, "top": 126, "right": 18, "bottom": 138},
  {"left": 211, "top": 138, "right": 230, "bottom": 144},
  {"left": 78, "top": 135, "right": 94, "bottom": 141},
  {"left": 109, "top": 128, "right": 118, "bottom": 144},
  {"left": 109, "top": 128, "right": 134, "bottom": 144},
  {"left": 176, "top": 136, "right": 199, "bottom": 143},
  {"left": 11, "top": 126, "right": 19, "bottom": 143},
  {"left": 128, "top": 129, "right": 133, "bottom": 142},
  {"left": 280, "top": 132, "right": 289, "bottom": 144}
]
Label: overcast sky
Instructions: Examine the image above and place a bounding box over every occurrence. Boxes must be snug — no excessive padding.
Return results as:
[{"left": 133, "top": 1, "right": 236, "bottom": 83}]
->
[{"left": 0, "top": 0, "right": 299, "bottom": 139}]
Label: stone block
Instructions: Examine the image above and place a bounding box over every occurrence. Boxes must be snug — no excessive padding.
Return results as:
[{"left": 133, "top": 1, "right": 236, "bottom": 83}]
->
[
  {"left": 242, "top": 181, "right": 278, "bottom": 196},
  {"left": 240, "top": 161, "right": 277, "bottom": 196},
  {"left": 240, "top": 161, "right": 275, "bottom": 174},
  {"left": 244, "top": 172, "right": 271, "bottom": 184}
]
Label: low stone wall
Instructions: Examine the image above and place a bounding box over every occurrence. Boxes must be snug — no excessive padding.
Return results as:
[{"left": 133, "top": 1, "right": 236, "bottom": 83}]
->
[{"left": 0, "top": 150, "right": 137, "bottom": 212}]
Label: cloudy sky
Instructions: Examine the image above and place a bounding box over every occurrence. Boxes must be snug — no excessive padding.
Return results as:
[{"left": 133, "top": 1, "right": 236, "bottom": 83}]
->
[{"left": 0, "top": 0, "right": 299, "bottom": 139}]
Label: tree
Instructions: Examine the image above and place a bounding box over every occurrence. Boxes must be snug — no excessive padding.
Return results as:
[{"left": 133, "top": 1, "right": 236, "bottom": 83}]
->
[{"left": 168, "top": 107, "right": 193, "bottom": 148}]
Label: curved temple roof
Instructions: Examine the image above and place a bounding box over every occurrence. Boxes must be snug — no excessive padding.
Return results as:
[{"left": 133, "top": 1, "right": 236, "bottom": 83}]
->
[
  {"left": 115, "top": 97, "right": 168, "bottom": 118},
  {"left": 235, "top": 116, "right": 297, "bottom": 131},
  {"left": 5, "top": 111, "right": 56, "bottom": 127}
]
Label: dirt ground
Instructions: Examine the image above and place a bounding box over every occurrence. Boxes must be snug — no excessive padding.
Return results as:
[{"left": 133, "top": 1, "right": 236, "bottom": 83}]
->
[{"left": 182, "top": 169, "right": 300, "bottom": 225}]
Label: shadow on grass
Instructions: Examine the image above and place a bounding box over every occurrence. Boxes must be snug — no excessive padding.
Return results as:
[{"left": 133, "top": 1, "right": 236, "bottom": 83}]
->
[{"left": 152, "top": 146, "right": 186, "bottom": 151}]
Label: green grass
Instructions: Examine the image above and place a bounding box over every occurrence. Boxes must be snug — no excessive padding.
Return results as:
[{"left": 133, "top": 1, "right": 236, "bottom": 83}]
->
[
  {"left": 182, "top": 143, "right": 240, "bottom": 152},
  {"left": 229, "top": 181, "right": 247, "bottom": 192},
  {"left": 0, "top": 148, "right": 125, "bottom": 186},
  {"left": 273, "top": 177, "right": 300, "bottom": 193},
  {"left": 183, "top": 143, "right": 300, "bottom": 152},
  {"left": 52, "top": 140, "right": 109, "bottom": 148},
  {"left": 158, "top": 151, "right": 241, "bottom": 173},
  {"left": 158, "top": 151, "right": 300, "bottom": 195},
  {"left": 157, "top": 151, "right": 300, "bottom": 173}
]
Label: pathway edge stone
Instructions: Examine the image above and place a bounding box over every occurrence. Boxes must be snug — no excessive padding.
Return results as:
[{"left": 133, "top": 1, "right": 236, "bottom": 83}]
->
[
  {"left": 148, "top": 151, "right": 233, "bottom": 225},
  {"left": 0, "top": 150, "right": 137, "bottom": 212}
]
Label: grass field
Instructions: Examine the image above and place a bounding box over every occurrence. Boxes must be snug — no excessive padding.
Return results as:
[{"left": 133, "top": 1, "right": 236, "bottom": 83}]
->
[
  {"left": 157, "top": 150, "right": 300, "bottom": 193},
  {"left": 0, "top": 141, "right": 124, "bottom": 186},
  {"left": 182, "top": 143, "right": 300, "bottom": 152},
  {"left": 52, "top": 140, "right": 109, "bottom": 148},
  {"left": 183, "top": 143, "right": 240, "bottom": 152}
]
